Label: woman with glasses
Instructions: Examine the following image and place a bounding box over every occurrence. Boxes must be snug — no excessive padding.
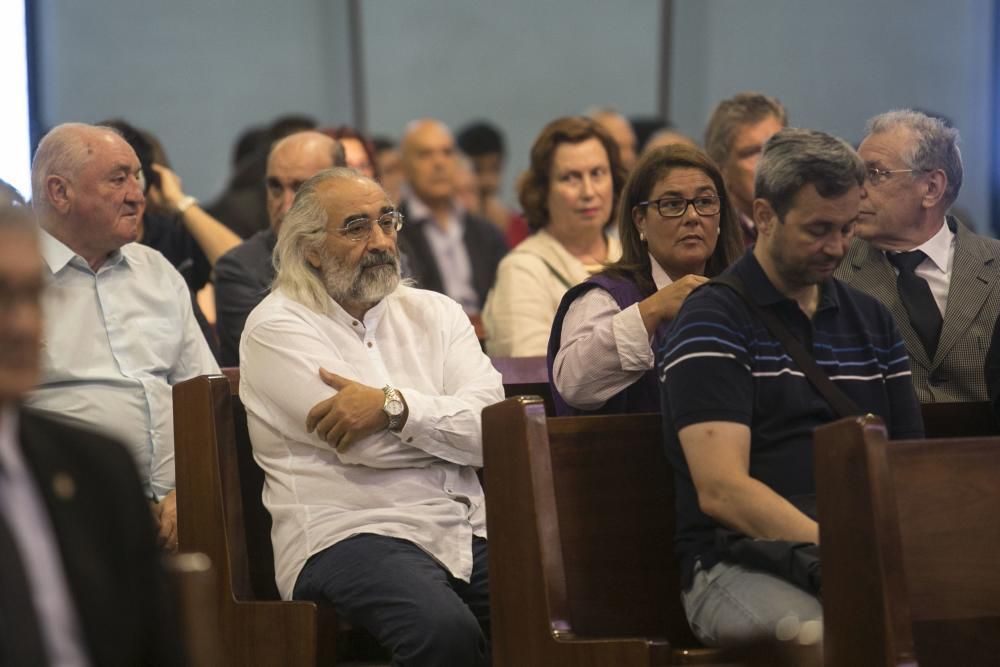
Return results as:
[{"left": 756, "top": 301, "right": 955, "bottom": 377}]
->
[
  {"left": 482, "top": 117, "right": 627, "bottom": 357},
  {"left": 548, "top": 144, "right": 743, "bottom": 415}
]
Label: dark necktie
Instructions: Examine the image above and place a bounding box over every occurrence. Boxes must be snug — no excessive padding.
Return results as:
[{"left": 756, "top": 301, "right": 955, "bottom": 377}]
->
[
  {"left": 887, "top": 250, "right": 943, "bottom": 359},
  {"left": 0, "top": 467, "right": 50, "bottom": 666}
]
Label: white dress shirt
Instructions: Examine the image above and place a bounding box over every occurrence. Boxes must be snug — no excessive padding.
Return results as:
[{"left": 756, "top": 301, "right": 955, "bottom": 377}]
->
[
  {"left": 553, "top": 256, "right": 672, "bottom": 410},
  {"left": 240, "top": 285, "right": 504, "bottom": 599},
  {"left": 0, "top": 406, "right": 89, "bottom": 667},
  {"left": 25, "top": 232, "right": 219, "bottom": 498},
  {"left": 407, "top": 195, "right": 480, "bottom": 313},
  {"left": 888, "top": 218, "right": 955, "bottom": 316}
]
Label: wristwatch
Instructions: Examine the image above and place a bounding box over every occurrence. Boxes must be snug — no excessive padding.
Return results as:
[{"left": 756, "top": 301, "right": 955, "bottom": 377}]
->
[{"left": 382, "top": 385, "right": 406, "bottom": 432}]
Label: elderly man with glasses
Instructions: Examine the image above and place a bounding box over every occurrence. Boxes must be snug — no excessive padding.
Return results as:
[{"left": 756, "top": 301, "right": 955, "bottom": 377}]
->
[
  {"left": 239, "top": 167, "right": 503, "bottom": 666},
  {"left": 835, "top": 109, "right": 1000, "bottom": 403}
]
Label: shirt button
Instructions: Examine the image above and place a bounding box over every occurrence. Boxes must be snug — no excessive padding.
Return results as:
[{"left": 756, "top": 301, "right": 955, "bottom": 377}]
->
[
  {"left": 352, "top": 321, "right": 359, "bottom": 326},
  {"left": 367, "top": 341, "right": 373, "bottom": 348},
  {"left": 406, "top": 437, "right": 413, "bottom": 443}
]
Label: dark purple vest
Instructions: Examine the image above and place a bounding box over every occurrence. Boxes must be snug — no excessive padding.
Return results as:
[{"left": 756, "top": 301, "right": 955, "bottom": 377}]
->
[{"left": 547, "top": 274, "right": 662, "bottom": 416}]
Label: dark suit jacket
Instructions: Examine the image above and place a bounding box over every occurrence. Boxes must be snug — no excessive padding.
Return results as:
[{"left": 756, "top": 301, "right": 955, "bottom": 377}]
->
[
  {"left": 214, "top": 228, "right": 277, "bottom": 367},
  {"left": 17, "top": 408, "right": 183, "bottom": 666},
  {"left": 399, "top": 201, "right": 508, "bottom": 309},
  {"left": 835, "top": 217, "right": 1000, "bottom": 402}
]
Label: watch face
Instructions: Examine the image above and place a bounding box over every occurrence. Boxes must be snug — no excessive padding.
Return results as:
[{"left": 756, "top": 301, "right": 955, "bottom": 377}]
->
[{"left": 386, "top": 398, "right": 404, "bottom": 416}]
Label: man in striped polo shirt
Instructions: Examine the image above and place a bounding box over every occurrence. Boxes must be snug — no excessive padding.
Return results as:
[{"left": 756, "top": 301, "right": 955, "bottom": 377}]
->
[{"left": 658, "top": 128, "right": 924, "bottom": 647}]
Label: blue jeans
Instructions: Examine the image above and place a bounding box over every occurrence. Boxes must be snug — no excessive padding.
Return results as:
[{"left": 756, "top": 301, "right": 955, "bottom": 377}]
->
[
  {"left": 682, "top": 559, "right": 822, "bottom": 647},
  {"left": 293, "top": 533, "right": 490, "bottom": 666}
]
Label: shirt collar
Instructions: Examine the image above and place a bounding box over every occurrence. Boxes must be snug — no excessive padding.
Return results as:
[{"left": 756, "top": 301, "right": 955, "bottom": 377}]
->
[
  {"left": 649, "top": 253, "right": 673, "bottom": 290},
  {"left": 0, "top": 403, "right": 20, "bottom": 477},
  {"left": 39, "top": 228, "right": 129, "bottom": 274},
  {"left": 324, "top": 288, "right": 392, "bottom": 333},
  {"left": 733, "top": 249, "right": 839, "bottom": 312},
  {"left": 905, "top": 217, "right": 954, "bottom": 273},
  {"left": 405, "top": 193, "right": 465, "bottom": 225}
]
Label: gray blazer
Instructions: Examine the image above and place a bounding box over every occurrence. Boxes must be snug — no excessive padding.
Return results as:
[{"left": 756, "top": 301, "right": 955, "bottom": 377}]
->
[{"left": 835, "top": 217, "right": 1000, "bottom": 402}]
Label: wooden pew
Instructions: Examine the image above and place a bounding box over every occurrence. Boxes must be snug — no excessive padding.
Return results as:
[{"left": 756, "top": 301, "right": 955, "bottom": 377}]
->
[
  {"left": 482, "top": 396, "right": 719, "bottom": 666},
  {"left": 491, "top": 356, "right": 555, "bottom": 415},
  {"left": 173, "top": 373, "right": 339, "bottom": 666},
  {"left": 815, "top": 415, "right": 1000, "bottom": 667},
  {"left": 920, "top": 400, "right": 998, "bottom": 438}
]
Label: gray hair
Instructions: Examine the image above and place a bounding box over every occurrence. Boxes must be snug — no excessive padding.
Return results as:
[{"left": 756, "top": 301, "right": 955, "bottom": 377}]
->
[
  {"left": 704, "top": 92, "right": 787, "bottom": 167},
  {"left": 30, "top": 123, "right": 122, "bottom": 212},
  {"left": 865, "top": 109, "right": 963, "bottom": 207},
  {"left": 272, "top": 167, "right": 372, "bottom": 312},
  {"left": 755, "top": 128, "right": 865, "bottom": 219}
]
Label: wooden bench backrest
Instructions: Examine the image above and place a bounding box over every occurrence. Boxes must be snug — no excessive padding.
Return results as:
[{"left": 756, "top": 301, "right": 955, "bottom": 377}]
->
[
  {"left": 920, "top": 401, "right": 998, "bottom": 438},
  {"left": 483, "top": 396, "right": 696, "bottom": 666},
  {"left": 816, "top": 415, "right": 1000, "bottom": 666},
  {"left": 491, "top": 356, "right": 555, "bottom": 415}
]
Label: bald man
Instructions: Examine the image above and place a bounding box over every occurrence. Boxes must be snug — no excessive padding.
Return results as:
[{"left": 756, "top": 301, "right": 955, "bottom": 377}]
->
[
  {"left": 214, "top": 131, "right": 346, "bottom": 366},
  {"left": 26, "top": 123, "right": 220, "bottom": 549},
  {"left": 398, "top": 119, "right": 507, "bottom": 316},
  {"left": 590, "top": 108, "right": 638, "bottom": 171}
]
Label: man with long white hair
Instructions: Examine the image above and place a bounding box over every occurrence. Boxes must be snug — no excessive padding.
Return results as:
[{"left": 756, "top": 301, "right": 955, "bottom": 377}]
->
[{"left": 239, "top": 168, "right": 503, "bottom": 665}]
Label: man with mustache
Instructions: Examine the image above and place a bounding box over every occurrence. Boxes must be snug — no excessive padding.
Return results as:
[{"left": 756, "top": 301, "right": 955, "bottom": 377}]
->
[
  {"left": 835, "top": 110, "right": 1000, "bottom": 403},
  {"left": 25, "top": 123, "right": 219, "bottom": 552},
  {"left": 658, "top": 129, "right": 923, "bottom": 647},
  {"left": 239, "top": 168, "right": 504, "bottom": 665}
]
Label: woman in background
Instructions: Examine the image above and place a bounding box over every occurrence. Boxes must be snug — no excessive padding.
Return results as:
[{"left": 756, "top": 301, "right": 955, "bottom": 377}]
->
[{"left": 483, "top": 116, "right": 626, "bottom": 357}]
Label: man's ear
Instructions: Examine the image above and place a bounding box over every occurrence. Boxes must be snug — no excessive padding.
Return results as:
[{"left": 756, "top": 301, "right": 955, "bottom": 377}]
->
[
  {"left": 921, "top": 169, "right": 948, "bottom": 210},
  {"left": 305, "top": 246, "right": 322, "bottom": 270},
  {"left": 753, "top": 198, "right": 776, "bottom": 236},
  {"left": 46, "top": 175, "right": 72, "bottom": 214}
]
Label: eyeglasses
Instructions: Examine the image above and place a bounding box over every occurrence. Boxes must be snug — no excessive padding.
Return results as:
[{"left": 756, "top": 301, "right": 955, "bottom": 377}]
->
[
  {"left": 339, "top": 210, "right": 404, "bottom": 243},
  {"left": 865, "top": 166, "right": 928, "bottom": 187},
  {"left": 636, "top": 195, "right": 721, "bottom": 218}
]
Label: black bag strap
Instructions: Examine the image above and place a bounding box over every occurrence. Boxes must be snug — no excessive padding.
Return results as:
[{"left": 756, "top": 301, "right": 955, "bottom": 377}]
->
[{"left": 712, "top": 272, "right": 861, "bottom": 419}]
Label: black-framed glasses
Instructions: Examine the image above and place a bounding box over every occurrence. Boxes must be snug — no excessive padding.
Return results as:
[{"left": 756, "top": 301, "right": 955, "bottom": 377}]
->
[
  {"left": 637, "top": 195, "right": 721, "bottom": 218},
  {"left": 865, "top": 166, "right": 928, "bottom": 187},
  {"left": 339, "top": 210, "right": 404, "bottom": 243}
]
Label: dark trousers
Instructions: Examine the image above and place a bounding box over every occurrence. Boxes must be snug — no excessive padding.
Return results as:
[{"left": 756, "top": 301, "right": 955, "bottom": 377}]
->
[{"left": 293, "top": 533, "right": 490, "bottom": 666}]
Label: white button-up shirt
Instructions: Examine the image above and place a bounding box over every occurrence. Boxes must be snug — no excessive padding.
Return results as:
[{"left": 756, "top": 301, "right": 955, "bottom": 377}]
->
[
  {"left": 240, "top": 285, "right": 504, "bottom": 599},
  {"left": 887, "top": 217, "right": 955, "bottom": 317},
  {"left": 26, "top": 231, "right": 220, "bottom": 498}
]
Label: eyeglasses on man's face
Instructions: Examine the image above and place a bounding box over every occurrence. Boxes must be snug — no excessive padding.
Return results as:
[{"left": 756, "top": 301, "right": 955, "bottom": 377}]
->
[
  {"left": 339, "top": 210, "right": 404, "bottom": 243},
  {"left": 637, "top": 194, "right": 721, "bottom": 218},
  {"left": 864, "top": 166, "right": 928, "bottom": 187}
]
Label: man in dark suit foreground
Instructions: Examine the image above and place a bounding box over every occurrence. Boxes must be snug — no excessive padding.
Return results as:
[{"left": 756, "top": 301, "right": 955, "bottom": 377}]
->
[
  {"left": 0, "top": 205, "right": 181, "bottom": 665},
  {"left": 835, "top": 109, "right": 1000, "bottom": 402}
]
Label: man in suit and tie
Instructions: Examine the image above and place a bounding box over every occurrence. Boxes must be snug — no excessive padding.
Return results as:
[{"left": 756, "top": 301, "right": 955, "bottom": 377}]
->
[
  {"left": 398, "top": 119, "right": 507, "bottom": 325},
  {"left": 835, "top": 109, "right": 1000, "bottom": 402},
  {"left": 0, "top": 204, "right": 181, "bottom": 665}
]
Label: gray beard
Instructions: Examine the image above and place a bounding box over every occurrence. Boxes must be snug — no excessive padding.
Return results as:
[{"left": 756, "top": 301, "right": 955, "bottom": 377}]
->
[{"left": 322, "top": 250, "right": 401, "bottom": 305}]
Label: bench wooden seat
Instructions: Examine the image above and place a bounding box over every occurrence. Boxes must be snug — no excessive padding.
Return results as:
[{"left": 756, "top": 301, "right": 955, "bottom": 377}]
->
[
  {"left": 816, "top": 415, "right": 1000, "bottom": 666},
  {"left": 482, "top": 396, "right": 719, "bottom": 665},
  {"left": 173, "top": 373, "right": 339, "bottom": 666}
]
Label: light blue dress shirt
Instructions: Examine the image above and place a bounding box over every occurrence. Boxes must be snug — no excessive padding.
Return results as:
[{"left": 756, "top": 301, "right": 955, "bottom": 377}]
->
[{"left": 26, "top": 231, "right": 219, "bottom": 498}]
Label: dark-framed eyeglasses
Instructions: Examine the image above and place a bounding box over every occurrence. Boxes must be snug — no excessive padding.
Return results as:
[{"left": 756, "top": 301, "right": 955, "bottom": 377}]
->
[
  {"left": 339, "top": 210, "right": 404, "bottom": 243},
  {"left": 864, "top": 166, "right": 928, "bottom": 187},
  {"left": 636, "top": 195, "right": 721, "bottom": 218}
]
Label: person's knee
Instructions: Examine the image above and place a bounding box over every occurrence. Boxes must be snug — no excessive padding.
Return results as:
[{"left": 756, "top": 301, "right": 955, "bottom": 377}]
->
[{"left": 395, "top": 601, "right": 488, "bottom": 666}]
